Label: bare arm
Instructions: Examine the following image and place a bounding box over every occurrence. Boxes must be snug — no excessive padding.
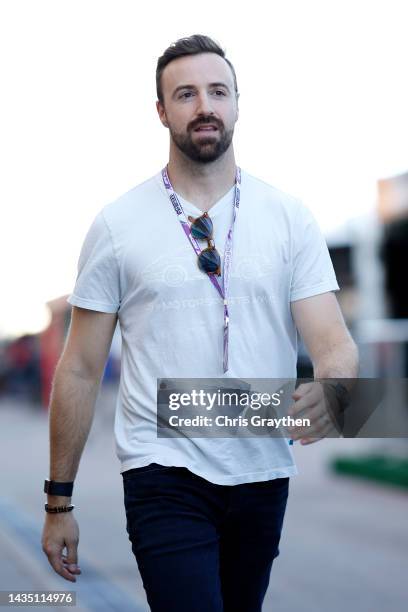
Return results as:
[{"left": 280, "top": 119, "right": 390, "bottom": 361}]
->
[
  {"left": 288, "top": 292, "right": 359, "bottom": 444},
  {"left": 48, "top": 306, "right": 118, "bottom": 497},
  {"left": 291, "top": 292, "right": 359, "bottom": 379},
  {"left": 42, "top": 306, "right": 117, "bottom": 581}
]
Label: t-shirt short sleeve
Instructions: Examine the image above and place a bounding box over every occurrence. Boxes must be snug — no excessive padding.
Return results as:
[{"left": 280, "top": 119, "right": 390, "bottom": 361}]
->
[
  {"left": 67, "top": 211, "right": 120, "bottom": 313},
  {"left": 290, "top": 202, "right": 339, "bottom": 302}
]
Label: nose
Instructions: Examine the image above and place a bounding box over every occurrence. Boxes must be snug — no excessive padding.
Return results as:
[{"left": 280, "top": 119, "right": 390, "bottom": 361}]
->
[{"left": 195, "top": 91, "right": 214, "bottom": 117}]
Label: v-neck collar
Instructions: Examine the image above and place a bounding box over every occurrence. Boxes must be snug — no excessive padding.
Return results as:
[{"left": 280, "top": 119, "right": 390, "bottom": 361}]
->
[
  {"left": 156, "top": 172, "right": 236, "bottom": 218},
  {"left": 177, "top": 184, "right": 236, "bottom": 217}
]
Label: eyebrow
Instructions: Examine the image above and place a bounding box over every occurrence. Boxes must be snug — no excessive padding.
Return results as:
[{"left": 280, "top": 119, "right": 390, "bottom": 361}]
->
[{"left": 172, "top": 82, "right": 231, "bottom": 98}]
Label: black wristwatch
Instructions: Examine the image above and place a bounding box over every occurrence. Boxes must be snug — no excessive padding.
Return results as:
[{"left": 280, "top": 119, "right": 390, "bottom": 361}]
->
[
  {"left": 44, "top": 479, "right": 74, "bottom": 497},
  {"left": 325, "top": 382, "right": 351, "bottom": 413},
  {"left": 322, "top": 382, "right": 351, "bottom": 433}
]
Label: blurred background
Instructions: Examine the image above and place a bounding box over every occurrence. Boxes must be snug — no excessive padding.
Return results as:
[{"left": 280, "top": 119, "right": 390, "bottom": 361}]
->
[{"left": 0, "top": 1, "right": 407, "bottom": 610}]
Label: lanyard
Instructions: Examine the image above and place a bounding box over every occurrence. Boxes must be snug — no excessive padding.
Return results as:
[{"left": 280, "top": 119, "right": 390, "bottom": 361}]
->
[{"left": 161, "top": 165, "right": 241, "bottom": 373}]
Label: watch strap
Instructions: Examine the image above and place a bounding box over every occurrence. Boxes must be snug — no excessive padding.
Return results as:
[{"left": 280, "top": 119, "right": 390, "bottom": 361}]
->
[
  {"left": 324, "top": 382, "right": 350, "bottom": 412},
  {"left": 44, "top": 479, "right": 74, "bottom": 497}
]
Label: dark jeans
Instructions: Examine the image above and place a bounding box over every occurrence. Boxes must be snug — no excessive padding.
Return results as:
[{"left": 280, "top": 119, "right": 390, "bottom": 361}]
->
[{"left": 122, "top": 463, "right": 289, "bottom": 612}]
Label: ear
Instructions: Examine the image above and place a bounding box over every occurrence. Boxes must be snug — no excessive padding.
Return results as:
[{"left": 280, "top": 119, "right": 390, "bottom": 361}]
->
[
  {"left": 156, "top": 100, "right": 169, "bottom": 128},
  {"left": 235, "top": 92, "right": 240, "bottom": 122}
]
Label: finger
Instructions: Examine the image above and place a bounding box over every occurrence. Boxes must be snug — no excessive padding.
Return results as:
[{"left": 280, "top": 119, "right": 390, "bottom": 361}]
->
[
  {"left": 289, "top": 393, "right": 320, "bottom": 417},
  {"left": 288, "top": 411, "right": 334, "bottom": 440},
  {"left": 291, "top": 382, "right": 314, "bottom": 400},
  {"left": 292, "top": 381, "right": 324, "bottom": 402},
  {"left": 62, "top": 558, "right": 82, "bottom": 574},
  {"left": 302, "top": 417, "right": 336, "bottom": 441},
  {"left": 297, "top": 402, "right": 332, "bottom": 425},
  {"left": 296, "top": 417, "right": 337, "bottom": 442},
  {"left": 300, "top": 436, "right": 322, "bottom": 445},
  {"left": 289, "top": 396, "right": 316, "bottom": 416},
  {"left": 64, "top": 543, "right": 81, "bottom": 575},
  {"left": 290, "top": 383, "right": 328, "bottom": 419},
  {"left": 47, "top": 552, "right": 77, "bottom": 582}
]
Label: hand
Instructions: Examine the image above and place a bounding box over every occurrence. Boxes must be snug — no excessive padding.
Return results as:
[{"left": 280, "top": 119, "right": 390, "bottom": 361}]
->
[
  {"left": 41, "top": 512, "right": 81, "bottom": 582},
  {"left": 287, "top": 382, "right": 339, "bottom": 446}
]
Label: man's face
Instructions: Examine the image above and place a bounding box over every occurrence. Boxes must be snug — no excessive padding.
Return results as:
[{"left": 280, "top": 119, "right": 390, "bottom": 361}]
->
[{"left": 157, "top": 53, "right": 239, "bottom": 163}]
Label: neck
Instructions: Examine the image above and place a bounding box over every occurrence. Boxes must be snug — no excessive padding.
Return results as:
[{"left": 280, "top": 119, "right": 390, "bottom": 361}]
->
[{"left": 166, "top": 144, "right": 237, "bottom": 213}]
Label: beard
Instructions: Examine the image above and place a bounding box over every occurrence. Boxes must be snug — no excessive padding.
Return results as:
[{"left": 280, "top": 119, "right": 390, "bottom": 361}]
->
[{"left": 169, "top": 117, "right": 234, "bottom": 163}]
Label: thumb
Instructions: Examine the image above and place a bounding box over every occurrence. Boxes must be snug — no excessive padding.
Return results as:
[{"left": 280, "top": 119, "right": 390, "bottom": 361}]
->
[
  {"left": 292, "top": 383, "right": 313, "bottom": 400},
  {"left": 64, "top": 542, "right": 81, "bottom": 574},
  {"left": 292, "top": 388, "right": 305, "bottom": 400}
]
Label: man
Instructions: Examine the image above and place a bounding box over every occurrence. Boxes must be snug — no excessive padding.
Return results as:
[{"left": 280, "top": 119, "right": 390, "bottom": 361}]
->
[{"left": 42, "top": 34, "right": 358, "bottom": 611}]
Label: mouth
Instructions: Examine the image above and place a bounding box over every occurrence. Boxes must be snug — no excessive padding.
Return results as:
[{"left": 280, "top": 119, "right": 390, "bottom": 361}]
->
[{"left": 193, "top": 124, "right": 219, "bottom": 132}]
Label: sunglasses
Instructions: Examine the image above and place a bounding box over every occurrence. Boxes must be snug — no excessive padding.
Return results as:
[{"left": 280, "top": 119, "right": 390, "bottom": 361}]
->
[{"left": 188, "top": 212, "right": 221, "bottom": 276}]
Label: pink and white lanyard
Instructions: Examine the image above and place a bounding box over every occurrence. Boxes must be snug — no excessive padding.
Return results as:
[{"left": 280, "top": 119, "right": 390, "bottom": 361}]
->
[{"left": 161, "top": 165, "right": 241, "bottom": 373}]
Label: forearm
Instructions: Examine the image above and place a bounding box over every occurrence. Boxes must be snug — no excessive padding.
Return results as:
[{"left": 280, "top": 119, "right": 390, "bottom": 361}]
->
[
  {"left": 313, "top": 337, "right": 359, "bottom": 382},
  {"left": 47, "top": 363, "right": 100, "bottom": 505}
]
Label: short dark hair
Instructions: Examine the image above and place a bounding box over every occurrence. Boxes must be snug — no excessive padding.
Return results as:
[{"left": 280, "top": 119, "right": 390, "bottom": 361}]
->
[{"left": 156, "top": 34, "right": 238, "bottom": 103}]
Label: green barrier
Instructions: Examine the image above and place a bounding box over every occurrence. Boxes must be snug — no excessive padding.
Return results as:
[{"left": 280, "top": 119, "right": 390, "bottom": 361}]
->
[{"left": 330, "top": 455, "right": 408, "bottom": 490}]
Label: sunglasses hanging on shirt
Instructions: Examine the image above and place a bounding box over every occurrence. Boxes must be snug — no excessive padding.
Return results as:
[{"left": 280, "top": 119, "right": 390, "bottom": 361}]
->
[
  {"left": 161, "top": 165, "right": 241, "bottom": 373},
  {"left": 188, "top": 211, "right": 221, "bottom": 276}
]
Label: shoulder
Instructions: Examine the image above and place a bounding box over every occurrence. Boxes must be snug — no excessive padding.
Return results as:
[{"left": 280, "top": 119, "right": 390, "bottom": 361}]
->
[
  {"left": 241, "top": 169, "right": 308, "bottom": 220},
  {"left": 99, "top": 173, "right": 164, "bottom": 225}
]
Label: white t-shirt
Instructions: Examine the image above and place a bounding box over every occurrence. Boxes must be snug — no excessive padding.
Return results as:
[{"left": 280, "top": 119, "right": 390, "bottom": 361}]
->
[{"left": 67, "top": 169, "right": 339, "bottom": 485}]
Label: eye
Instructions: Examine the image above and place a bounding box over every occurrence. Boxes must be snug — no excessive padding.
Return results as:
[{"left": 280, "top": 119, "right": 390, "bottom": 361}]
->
[
  {"left": 212, "top": 90, "right": 227, "bottom": 96},
  {"left": 179, "top": 91, "right": 194, "bottom": 99}
]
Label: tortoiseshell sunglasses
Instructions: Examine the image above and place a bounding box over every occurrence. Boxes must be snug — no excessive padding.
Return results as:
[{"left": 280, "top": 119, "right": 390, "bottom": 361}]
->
[{"left": 188, "top": 211, "right": 221, "bottom": 276}]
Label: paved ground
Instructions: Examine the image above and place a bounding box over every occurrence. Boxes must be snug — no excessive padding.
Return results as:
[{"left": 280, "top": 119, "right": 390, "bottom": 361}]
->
[{"left": 0, "top": 388, "right": 407, "bottom": 611}]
